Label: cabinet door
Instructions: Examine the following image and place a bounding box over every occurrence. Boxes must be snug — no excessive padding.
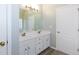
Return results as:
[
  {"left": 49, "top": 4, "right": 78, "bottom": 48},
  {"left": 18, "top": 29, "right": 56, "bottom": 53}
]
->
[
  {"left": 19, "top": 41, "right": 25, "bottom": 55},
  {"left": 40, "top": 38, "right": 44, "bottom": 52},
  {"left": 26, "top": 39, "right": 36, "bottom": 55},
  {"left": 35, "top": 44, "right": 41, "bottom": 54},
  {"left": 45, "top": 35, "right": 50, "bottom": 47},
  {"left": 19, "top": 40, "right": 29, "bottom": 55},
  {"left": 24, "top": 41, "right": 29, "bottom": 55},
  {"left": 41, "top": 35, "right": 50, "bottom": 50},
  {"left": 39, "top": 36, "right": 46, "bottom": 50},
  {"left": 24, "top": 47, "right": 28, "bottom": 55},
  {"left": 35, "top": 38, "right": 42, "bottom": 54},
  {"left": 28, "top": 44, "right": 36, "bottom": 55},
  {"left": 56, "top": 5, "right": 78, "bottom": 54}
]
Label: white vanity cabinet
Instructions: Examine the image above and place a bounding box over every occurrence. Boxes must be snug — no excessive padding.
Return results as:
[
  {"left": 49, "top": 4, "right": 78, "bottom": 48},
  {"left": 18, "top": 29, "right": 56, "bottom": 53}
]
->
[{"left": 19, "top": 31, "right": 50, "bottom": 55}]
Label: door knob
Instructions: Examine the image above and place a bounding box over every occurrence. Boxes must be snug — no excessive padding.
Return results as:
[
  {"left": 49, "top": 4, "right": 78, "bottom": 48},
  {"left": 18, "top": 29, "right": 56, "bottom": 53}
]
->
[{"left": 0, "top": 41, "right": 5, "bottom": 47}]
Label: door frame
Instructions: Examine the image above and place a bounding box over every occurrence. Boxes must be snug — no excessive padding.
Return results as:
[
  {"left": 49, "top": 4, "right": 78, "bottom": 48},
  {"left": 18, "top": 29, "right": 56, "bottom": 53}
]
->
[{"left": 7, "top": 5, "right": 12, "bottom": 55}]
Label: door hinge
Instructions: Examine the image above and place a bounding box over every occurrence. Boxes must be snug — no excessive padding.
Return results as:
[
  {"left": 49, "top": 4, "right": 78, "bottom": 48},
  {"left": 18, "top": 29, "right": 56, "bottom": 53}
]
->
[
  {"left": 78, "top": 8, "right": 79, "bottom": 11},
  {"left": 78, "top": 29, "right": 79, "bottom": 32},
  {"left": 7, "top": 40, "right": 8, "bottom": 44}
]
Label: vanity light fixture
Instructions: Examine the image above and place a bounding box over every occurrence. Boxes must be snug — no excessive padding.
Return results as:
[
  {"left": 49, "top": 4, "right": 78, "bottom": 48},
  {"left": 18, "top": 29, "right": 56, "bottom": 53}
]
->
[{"left": 21, "top": 4, "right": 39, "bottom": 11}]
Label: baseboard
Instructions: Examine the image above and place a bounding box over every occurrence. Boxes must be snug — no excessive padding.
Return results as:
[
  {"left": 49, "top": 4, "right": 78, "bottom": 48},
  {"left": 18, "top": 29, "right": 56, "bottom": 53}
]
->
[
  {"left": 50, "top": 46, "right": 63, "bottom": 52},
  {"left": 50, "top": 46, "right": 64, "bottom": 52},
  {"left": 50, "top": 46, "right": 57, "bottom": 50}
]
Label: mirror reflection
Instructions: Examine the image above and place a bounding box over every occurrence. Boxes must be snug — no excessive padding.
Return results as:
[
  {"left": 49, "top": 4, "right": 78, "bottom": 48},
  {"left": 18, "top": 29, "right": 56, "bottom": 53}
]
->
[{"left": 19, "top": 4, "right": 42, "bottom": 32}]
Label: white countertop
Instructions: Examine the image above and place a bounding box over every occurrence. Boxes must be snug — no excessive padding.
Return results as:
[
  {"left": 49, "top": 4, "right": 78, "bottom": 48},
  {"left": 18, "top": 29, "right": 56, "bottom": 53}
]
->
[{"left": 19, "top": 30, "right": 51, "bottom": 41}]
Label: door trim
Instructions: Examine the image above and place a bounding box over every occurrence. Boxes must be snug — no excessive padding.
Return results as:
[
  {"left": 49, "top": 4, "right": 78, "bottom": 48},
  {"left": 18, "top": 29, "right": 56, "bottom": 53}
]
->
[{"left": 7, "top": 5, "right": 12, "bottom": 55}]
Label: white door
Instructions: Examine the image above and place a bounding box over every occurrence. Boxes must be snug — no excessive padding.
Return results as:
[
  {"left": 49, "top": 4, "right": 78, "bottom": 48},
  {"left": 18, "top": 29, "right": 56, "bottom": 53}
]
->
[
  {"left": 0, "top": 5, "right": 8, "bottom": 55},
  {"left": 56, "top": 5, "right": 78, "bottom": 54},
  {"left": 26, "top": 39, "right": 36, "bottom": 55}
]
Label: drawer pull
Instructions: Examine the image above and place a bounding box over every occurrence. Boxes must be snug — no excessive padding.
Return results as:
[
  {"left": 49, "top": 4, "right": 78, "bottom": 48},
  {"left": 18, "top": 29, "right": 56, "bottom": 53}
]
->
[
  {"left": 28, "top": 47, "right": 30, "bottom": 49},
  {"left": 38, "top": 42, "right": 40, "bottom": 44},
  {"left": 25, "top": 48, "right": 27, "bottom": 51}
]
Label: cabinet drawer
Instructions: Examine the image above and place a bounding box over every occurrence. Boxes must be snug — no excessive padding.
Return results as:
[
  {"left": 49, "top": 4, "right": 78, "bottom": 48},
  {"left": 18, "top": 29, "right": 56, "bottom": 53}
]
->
[{"left": 24, "top": 48, "right": 28, "bottom": 55}]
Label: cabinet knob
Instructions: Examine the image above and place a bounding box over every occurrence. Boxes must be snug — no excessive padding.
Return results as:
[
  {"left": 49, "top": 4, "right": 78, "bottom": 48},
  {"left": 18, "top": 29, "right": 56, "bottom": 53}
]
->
[
  {"left": 57, "top": 31, "right": 60, "bottom": 33},
  {"left": 46, "top": 40, "right": 48, "bottom": 41},
  {"left": 28, "top": 47, "right": 30, "bottom": 49},
  {"left": 38, "top": 42, "right": 40, "bottom": 44},
  {"left": 25, "top": 48, "right": 27, "bottom": 51}
]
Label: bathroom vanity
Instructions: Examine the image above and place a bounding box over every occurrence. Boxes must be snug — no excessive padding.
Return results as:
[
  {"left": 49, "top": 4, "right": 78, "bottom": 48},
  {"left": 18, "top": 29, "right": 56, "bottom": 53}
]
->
[
  {"left": 19, "top": 31, "right": 51, "bottom": 55},
  {"left": 19, "top": 5, "right": 50, "bottom": 55}
]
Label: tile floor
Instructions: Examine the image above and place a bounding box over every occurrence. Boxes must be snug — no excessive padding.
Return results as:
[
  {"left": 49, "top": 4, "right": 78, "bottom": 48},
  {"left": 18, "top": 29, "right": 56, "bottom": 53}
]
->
[{"left": 39, "top": 47, "right": 68, "bottom": 55}]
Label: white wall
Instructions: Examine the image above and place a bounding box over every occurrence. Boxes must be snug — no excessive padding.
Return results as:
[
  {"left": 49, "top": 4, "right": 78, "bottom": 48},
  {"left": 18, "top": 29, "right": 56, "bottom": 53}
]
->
[
  {"left": 11, "top": 5, "right": 20, "bottom": 55},
  {"left": 7, "top": 4, "right": 20, "bottom": 55},
  {"left": 42, "top": 4, "right": 66, "bottom": 48}
]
